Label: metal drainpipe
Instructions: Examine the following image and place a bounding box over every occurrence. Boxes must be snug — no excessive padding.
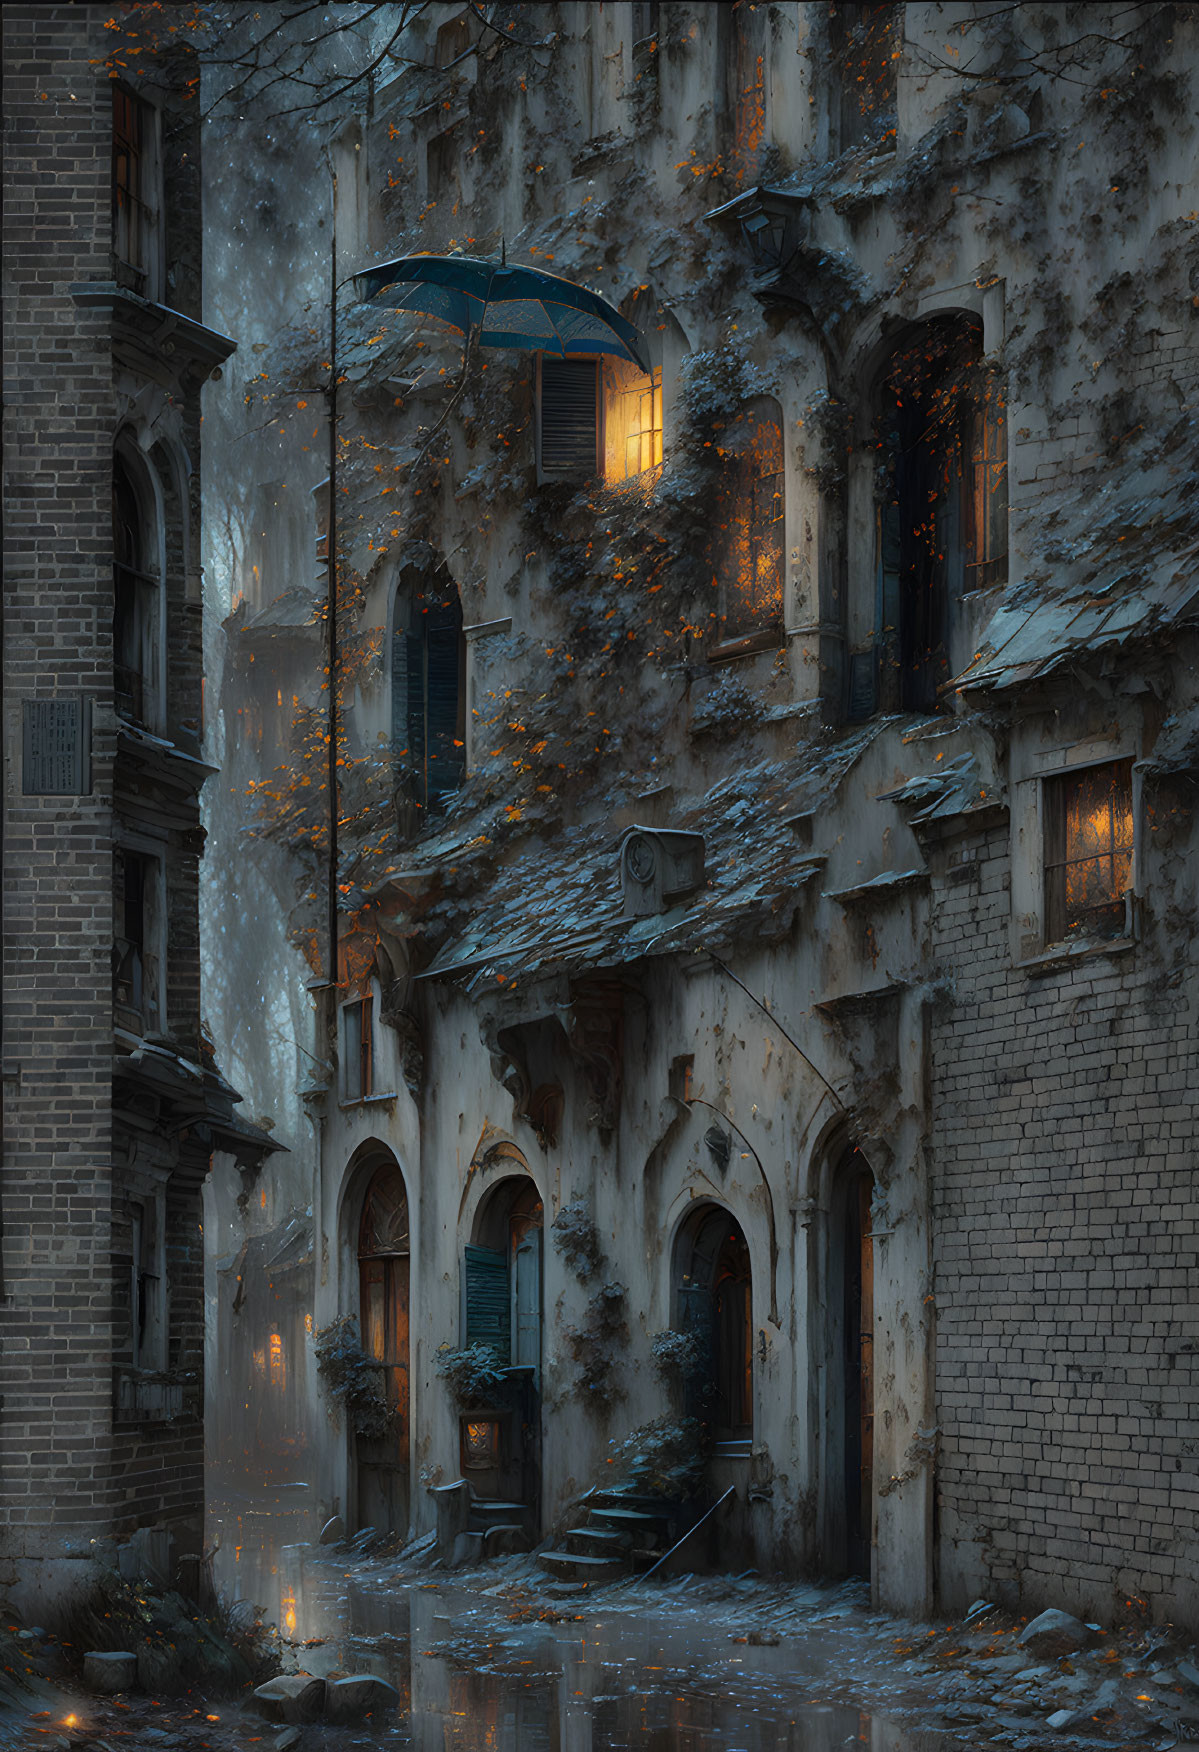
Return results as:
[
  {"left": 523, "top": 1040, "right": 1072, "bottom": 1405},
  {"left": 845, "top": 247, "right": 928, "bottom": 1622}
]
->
[{"left": 326, "top": 166, "right": 339, "bottom": 990}]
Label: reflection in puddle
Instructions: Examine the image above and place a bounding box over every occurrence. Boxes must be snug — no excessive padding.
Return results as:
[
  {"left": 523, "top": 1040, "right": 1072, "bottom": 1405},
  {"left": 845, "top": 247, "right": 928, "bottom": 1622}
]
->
[{"left": 209, "top": 1496, "right": 946, "bottom": 1750}]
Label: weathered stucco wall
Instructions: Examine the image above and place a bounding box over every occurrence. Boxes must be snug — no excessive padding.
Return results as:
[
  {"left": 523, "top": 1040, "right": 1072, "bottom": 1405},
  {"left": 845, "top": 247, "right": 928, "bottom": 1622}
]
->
[{"left": 202, "top": 1, "right": 1198, "bottom": 1625}]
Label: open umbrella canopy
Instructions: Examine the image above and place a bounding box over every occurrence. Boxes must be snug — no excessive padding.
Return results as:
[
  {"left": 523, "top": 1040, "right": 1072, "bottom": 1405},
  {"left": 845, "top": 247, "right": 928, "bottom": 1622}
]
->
[{"left": 353, "top": 253, "right": 652, "bottom": 374}]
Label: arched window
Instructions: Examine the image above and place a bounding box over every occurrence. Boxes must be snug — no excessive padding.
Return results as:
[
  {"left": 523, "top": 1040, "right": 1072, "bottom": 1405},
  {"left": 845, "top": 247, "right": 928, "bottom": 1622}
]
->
[
  {"left": 710, "top": 396, "right": 785, "bottom": 655},
  {"left": 871, "top": 315, "right": 1007, "bottom": 713},
  {"left": 113, "top": 451, "right": 162, "bottom": 730},
  {"left": 391, "top": 570, "right": 465, "bottom": 812}
]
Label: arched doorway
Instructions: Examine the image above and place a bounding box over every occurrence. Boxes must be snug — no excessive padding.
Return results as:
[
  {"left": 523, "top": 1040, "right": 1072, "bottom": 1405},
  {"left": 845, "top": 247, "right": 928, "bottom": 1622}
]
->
[
  {"left": 673, "top": 1204, "right": 753, "bottom": 1442},
  {"left": 461, "top": 1175, "right": 543, "bottom": 1510},
  {"left": 356, "top": 1164, "right": 411, "bottom": 1536},
  {"left": 812, "top": 1142, "right": 875, "bottom": 1576}
]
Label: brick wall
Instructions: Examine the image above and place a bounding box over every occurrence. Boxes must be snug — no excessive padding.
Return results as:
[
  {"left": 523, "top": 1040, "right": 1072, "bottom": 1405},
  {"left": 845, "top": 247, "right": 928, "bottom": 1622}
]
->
[
  {"left": 931, "top": 819, "right": 1199, "bottom": 1624},
  {"left": 1, "top": 4, "right": 213, "bottom": 1608},
  {"left": 1, "top": 6, "right": 122, "bottom": 1592}
]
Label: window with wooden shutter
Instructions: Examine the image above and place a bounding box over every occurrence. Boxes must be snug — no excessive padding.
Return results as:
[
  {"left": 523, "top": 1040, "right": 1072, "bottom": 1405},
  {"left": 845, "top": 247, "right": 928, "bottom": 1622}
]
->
[
  {"left": 464, "top": 1244, "right": 510, "bottom": 1363},
  {"left": 539, "top": 357, "right": 599, "bottom": 478}
]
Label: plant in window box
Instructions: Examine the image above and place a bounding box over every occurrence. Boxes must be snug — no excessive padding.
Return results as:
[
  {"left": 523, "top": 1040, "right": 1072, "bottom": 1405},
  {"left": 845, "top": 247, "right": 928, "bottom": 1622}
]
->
[
  {"left": 314, "top": 1315, "right": 393, "bottom": 1438},
  {"left": 435, "top": 1342, "right": 510, "bottom": 1410}
]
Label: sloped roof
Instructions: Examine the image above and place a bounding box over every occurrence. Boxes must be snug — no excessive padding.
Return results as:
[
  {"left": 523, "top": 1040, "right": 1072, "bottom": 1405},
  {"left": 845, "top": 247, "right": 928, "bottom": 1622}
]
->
[{"left": 417, "top": 724, "right": 884, "bottom": 993}]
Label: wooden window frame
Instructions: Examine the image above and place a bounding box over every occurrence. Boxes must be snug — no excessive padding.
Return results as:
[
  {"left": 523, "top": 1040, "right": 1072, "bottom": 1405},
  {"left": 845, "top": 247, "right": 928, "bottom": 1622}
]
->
[
  {"left": 341, "top": 994, "right": 374, "bottom": 1104},
  {"left": 112, "top": 85, "right": 162, "bottom": 298},
  {"left": 1042, "top": 757, "right": 1135, "bottom": 948}
]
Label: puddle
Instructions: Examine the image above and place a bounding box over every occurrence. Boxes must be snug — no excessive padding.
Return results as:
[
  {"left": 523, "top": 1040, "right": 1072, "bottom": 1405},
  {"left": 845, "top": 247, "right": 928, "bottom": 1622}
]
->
[{"left": 208, "top": 1495, "right": 954, "bottom": 1750}]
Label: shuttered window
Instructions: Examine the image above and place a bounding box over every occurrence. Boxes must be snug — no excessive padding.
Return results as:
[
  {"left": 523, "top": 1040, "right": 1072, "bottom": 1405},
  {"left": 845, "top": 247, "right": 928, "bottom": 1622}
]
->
[
  {"left": 464, "top": 1244, "right": 510, "bottom": 1363},
  {"left": 539, "top": 357, "right": 599, "bottom": 478},
  {"left": 392, "top": 586, "right": 465, "bottom": 809}
]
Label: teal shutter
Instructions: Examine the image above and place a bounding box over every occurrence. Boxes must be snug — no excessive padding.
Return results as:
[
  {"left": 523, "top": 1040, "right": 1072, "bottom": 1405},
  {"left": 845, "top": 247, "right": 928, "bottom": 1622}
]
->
[
  {"left": 391, "top": 625, "right": 409, "bottom": 760},
  {"left": 405, "top": 629, "right": 426, "bottom": 798},
  {"left": 464, "top": 1245, "right": 510, "bottom": 1363},
  {"left": 425, "top": 596, "right": 463, "bottom": 798}
]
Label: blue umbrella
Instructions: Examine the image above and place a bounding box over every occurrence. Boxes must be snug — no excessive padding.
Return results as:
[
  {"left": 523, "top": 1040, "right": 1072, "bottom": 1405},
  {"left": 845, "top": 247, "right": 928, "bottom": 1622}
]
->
[{"left": 353, "top": 253, "right": 652, "bottom": 374}]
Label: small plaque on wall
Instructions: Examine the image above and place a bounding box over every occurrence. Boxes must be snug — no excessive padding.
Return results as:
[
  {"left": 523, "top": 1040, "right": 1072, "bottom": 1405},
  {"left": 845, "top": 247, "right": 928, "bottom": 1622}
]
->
[{"left": 22, "top": 697, "right": 91, "bottom": 795}]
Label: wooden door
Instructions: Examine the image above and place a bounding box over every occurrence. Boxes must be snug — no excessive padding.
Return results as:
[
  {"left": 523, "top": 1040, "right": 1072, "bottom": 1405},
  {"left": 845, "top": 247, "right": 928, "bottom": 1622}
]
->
[
  {"left": 357, "top": 1166, "right": 411, "bottom": 1536},
  {"left": 357, "top": 1252, "right": 410, "bottom": 1535}
]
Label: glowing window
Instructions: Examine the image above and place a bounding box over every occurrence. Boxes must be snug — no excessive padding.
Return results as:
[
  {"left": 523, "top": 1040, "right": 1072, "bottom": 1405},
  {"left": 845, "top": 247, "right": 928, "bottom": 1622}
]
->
[
  {"left": 713, "top": 398, "right": 785, "bottom": 648},
  {"left": 268, "top": 1332, "right": 285, "bottom": 1390},
  {"left": 621, "top": 367, "right": 663, "bottom": 479},
  {"left": 1043, "top": 760, "right": 1134, "bottom": 945},
  {"left": 462, "top": 1419, "right": 501, "bottom": 1468},
  {"left": 966, "top": 379, "right": 1008, "bottom": 591}
]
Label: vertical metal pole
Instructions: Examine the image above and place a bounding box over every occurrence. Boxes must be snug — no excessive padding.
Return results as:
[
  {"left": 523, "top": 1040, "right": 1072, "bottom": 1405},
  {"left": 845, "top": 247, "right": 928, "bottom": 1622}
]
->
[{"left": 327, "top": 174, "right": 339, "bottom": 986}]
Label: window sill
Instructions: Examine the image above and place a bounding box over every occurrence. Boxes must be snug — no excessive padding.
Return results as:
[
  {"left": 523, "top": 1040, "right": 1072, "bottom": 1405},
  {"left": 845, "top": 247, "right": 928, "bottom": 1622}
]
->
[
  {"left": 711, "top": 1436, "right": 752, "bottom": 1460},
  {"left": 338, "top": 1091, "right": 400, "bottom": 1109},
  {"left": 1018, "top": 937, "right": 1135, "bottom": 977},
  {"left": 707, "top": 628, "right": 783, "bottom": 664}
]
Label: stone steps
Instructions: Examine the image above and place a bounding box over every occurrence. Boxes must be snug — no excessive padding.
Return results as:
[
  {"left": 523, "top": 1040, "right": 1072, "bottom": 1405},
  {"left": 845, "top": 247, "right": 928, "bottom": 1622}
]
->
[
  {"left": 537, "top": 1486, "right": 692, "bottom": 1585},
  {"left": 538, "top": 1549, "right": 626, "bottom": 1583}
]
